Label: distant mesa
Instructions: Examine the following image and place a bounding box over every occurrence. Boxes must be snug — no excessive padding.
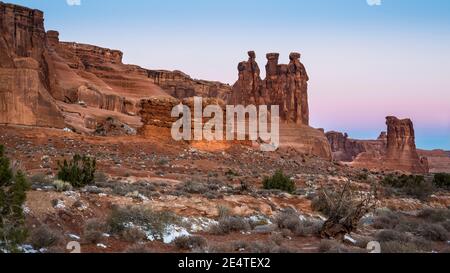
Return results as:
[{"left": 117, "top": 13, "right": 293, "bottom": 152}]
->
[{"left": 326, "top": 116, "right": 429, "bottom": 174}]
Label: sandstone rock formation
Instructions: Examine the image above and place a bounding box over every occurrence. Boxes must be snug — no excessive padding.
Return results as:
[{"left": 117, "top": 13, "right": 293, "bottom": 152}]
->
[
  {"left": 0, "top": 2, "right": 64, "bottom": 128},
  {"left": 384, "top": 116, "right": 428, "bottom": 173},
  {"left": 0, "top": 2, "right": 232, "bottom": 135},
  {"left": 326, "top": 132, "right": 366, "bottom": 162},
  {"left": 326, "top": 116, "right": 429, "bottom": 173},
  {"left": 147, "top": 70, "right": 231, "bottom": 101},
  {"left": 229, "top": 51, "right": 331, "bottom": 158},
  {"left": 230, "top": 51, "right": 309, "bottom": 125},
  {"left": 417, "top": 149, "right": 450, "bottom": 174},
  {"left": 230, "top": 51, "right": 263, "bottom": 106}
]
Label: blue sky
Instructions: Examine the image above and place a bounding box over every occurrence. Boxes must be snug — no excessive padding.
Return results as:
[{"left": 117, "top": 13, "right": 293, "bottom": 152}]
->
[{"left": 7, "top": 0, "right": 450, "bottom": 150}]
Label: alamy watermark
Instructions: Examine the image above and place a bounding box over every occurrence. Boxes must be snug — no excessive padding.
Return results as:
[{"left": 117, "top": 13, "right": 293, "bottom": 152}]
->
[{"left": 171, "top": 97, "right": 280, "bottom": 152}]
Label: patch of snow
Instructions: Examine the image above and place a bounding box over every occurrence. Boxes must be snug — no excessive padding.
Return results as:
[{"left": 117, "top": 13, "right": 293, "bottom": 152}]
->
[
  {"left": 64, "top": 191, "right": 80, "bottom": 199},
  {"left": 102, "top": 233, "right": 110, "bottom": 238},
  {"left": 125, "top": 191, "right": 149, "bottom": 202},
  {"left": 23, "top": 206, "right": 31, "bottom": 214},
  {"left": 54, "top": 199, "right": 66, "bottom": 209},
  {"left": 43, "top": 186, "right": 55, "bottom": 191},
  {"left": 161, "top": 225, "right": 190, "bottom": 244},
  {"left": 76, "top": 203, "right": 88, "bottom": 211},
  {"left": 144, "top": 224, "right": 190, "bottom": 244},
  {"left": 344, "top": 234, "right": 357, "bottom": 244},
  {"left": 63, "top": 128, "right": 73, "bottom": 133},
  {"left": 182, "top": 217, "right": 218, "bottom": 232},
  {"left": 248, "top": 215, "right": 272, "bottom": 225},
  {"left": 97, "top": 243, "right": 107, "bottom": 249},
  {"left": 19, "top": 244, "right": 38, "bottom": 254},
  {"left": 68, "top": 234, "right": 80, "bottom": 240}
]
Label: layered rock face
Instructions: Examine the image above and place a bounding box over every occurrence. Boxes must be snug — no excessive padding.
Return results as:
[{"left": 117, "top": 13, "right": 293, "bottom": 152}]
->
[
  {"left": 417, "top": 150, "right": 450, "bottom": 173},
  {"left": 384, "top": 116, "right": 428, "bottom": 173},
  {"left": 0, "top": 2, "right": 64, "bottom": 128},
  {"left": 326, "top": 132, "right": 366, "bottom": 162},
  {"left": 0, "top": 2, "right": 232, "bottom": 135},
  {"left": 147, "top": 70, "right": 231, "bottom": 101},
  {"left": 327, "top": 117, "right": 429, "bottom": 173}
]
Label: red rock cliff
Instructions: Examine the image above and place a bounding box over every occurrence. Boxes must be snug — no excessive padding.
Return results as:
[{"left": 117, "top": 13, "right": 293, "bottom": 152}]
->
[
  {"left": 0, "top": 2, "right": 233, "bottom": 135},
  {"left": 0, "top": 2, "right": 65, "bottom": 128}
]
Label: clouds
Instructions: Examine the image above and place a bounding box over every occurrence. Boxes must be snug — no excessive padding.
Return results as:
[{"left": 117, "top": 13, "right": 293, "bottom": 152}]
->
[
  {"left": 367, "top": 0, "right": 382, "bottom": 6},
  {"left": 66, "top": 0, "right": 81, "bottom": 6}
]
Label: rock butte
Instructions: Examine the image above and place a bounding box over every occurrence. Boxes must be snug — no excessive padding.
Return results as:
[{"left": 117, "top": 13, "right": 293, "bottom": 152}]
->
[{"left": 326, "top": 117, "right": 430, "bottom": 174}]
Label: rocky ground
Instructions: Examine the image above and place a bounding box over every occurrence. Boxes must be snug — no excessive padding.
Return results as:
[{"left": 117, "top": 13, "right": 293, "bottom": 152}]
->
[{"left": 1, "top": 125, "right": 449, "bottom": 253}]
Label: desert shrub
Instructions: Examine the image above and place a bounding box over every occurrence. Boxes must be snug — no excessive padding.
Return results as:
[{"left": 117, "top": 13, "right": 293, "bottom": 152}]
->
[
  {"left": 395, "top": 219, "right": 421, "bottom": 233},
  {"left": 124, "top": 244, "right": 154, "bottom": 253},
  {"left": 382, "top": 174, "right": 433, "bottom": 200},
  {"left": 418, "top": 208, "right": 450, "bottom": 223},
  {"left": 247, "top": 240, "right": 279, "bottom": 253},
  {"left": 229, "top": 240, "right": 287, "bottom": 253},
  {"left": 53, "top": 180, "right": 73, "bottom": 192},
  {"left": 274, "top": 209, "right": 322, "bottom": 237},
  {"left": 182, "top": 181, "right": 207, "bottom": 194},
  {"left": 381, "top": 241, "right": 420, "bottom": 253},
  {"left": 442, "top": 220, "right": 450, "bottom": 232},
  {"left": 107, "top": 206, "right": 178, "bottom": 240},
  {"left": 57, "top": 154, "right": 96, "bottom": 188},
  {"left": 372, "top": 209, "right": 402, "bottom": 230},
  {"left": 30, "top": 225, "right": 61, "bottom": 249},
  {"left": 239, "top": 180, "right": 251, "bottom": 192},
  {"left": 314, "top": 181, "right": 377, "bottom": 240},
  {"left": 318, "top": 239, "right": 346, "bottom": 253},
  {"left": 354, "top": 236, "right": 375, "bottom": 249},
  {"left": 121, "top": 227, "right": 147, "bottom": 243},
  {"left": 83, "top": 218, "right": 106, "bottom": 244},
  {"left": 356, "top": 171, "right": 369, "bottom": 181},
  {"left": 262, "top": 170, "right": 295, "bottom": 193},
  {"left": 225, "top": 169, "right": 238, "bottom": 177},
  {"left": 433, "top": 173, "right": 450, "bottom": 189},
  {"left": 411, "top": 237, "right": 433, "bottom": 251},
  {"left": 311, "top": 193, "right": 332, "bottom": 216},
  {"left": 269, "top": 233, "right": 284, "bottom": 246},
  {"left": 217, "top": 205, "right": 231, "bottom": 219},
  {"left": 94, "top": 172, "right": 108, "bottom": 183},
  {"left": 0, "top": 145, "right": 30, "bottom": 252},
  {"left": 174, "top": 235, "right": 207, "bottom": 250},
  {"left": 376, "top": 229, "right": 411, "bottom": 243},
  {"left": 295, "top": 221, "right": 323, "bottom": 237},
  {"left": 208, "top": 243, "right": 234, "bottom": 253},
  {"left": 157, "top": 158, "right": 169, "bottom": 166},
  {"left": 275, "top": 209, "right": 301, "bottom": 232},
  {"left": 418, "top": 223, "right": 449, "bottom": 242},
  {"left": 104, "top": 180, "right": 157, "bottom": 198},
  {"left": 210, "top": 216, "right": 251, "bottom": 235},
  {"left": 29, "top": 173, "right": 52, "bottom": 185}
]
